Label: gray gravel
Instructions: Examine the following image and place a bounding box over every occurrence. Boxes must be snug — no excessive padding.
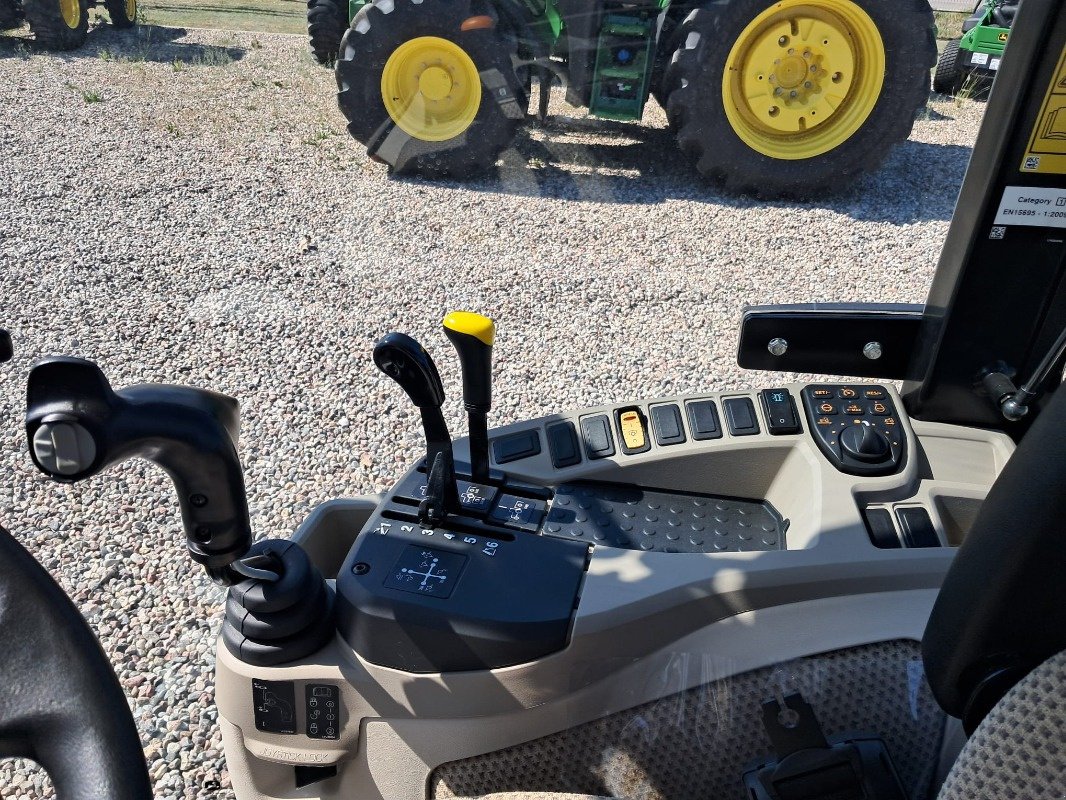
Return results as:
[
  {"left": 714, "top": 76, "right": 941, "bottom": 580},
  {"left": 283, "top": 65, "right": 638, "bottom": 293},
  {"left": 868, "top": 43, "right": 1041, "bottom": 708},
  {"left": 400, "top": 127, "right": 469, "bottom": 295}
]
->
[{"left": 0, "top": 18, "right": 984, "bottom": 799}]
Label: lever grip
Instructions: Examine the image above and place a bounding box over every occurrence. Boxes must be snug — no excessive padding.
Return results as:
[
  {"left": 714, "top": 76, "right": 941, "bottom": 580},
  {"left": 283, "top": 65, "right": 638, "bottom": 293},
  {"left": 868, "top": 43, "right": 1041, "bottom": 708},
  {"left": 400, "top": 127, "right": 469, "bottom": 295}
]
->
[
  {"left": 373, "top": 332, "right": 446, "bottom": 409},
  {"left": 442, "top": 311, "right": 494, "bottom": 412},
  {"left": 25, "top": 357, "right": 252, "bottom": 584}
]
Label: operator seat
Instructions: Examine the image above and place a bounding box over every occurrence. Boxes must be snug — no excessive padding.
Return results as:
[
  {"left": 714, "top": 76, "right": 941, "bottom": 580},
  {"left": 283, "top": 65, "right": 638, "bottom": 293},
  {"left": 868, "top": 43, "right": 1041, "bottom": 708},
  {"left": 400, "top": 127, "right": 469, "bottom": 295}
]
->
[{"left": 449, "top": 649, "right": 1066, "bottom": 799}]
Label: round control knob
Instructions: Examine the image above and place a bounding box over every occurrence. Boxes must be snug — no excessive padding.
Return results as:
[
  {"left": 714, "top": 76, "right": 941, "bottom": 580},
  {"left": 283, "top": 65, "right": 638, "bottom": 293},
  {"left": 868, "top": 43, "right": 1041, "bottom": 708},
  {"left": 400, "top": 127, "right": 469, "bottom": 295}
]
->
[{"left": 840, "top": 423, "right": 890, "bottom": 463}]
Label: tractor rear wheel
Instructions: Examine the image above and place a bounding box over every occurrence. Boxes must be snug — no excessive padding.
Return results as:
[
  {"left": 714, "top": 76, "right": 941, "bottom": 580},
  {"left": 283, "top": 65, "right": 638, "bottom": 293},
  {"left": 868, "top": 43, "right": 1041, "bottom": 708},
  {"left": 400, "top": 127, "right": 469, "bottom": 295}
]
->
[
  {"left": 933, "top": 39, "right": 964, "bottom": 96},
  {"left": 308, "top": 0, "right": 347, "bottom": 65},
  {"left": 335, "top": 0, "right": 526, "bottom": 178},
  {"left": 0, "top": 0, "right": 24, "bottom": 30},
  {"left": 662, "top": 0, "right": 936, "bottom": 196},
  {"left": 105, "top": 0, "right": 136, "bottom": 28},
  {"left": 24, "top": 0, "right": 88, "bottom": 49}
]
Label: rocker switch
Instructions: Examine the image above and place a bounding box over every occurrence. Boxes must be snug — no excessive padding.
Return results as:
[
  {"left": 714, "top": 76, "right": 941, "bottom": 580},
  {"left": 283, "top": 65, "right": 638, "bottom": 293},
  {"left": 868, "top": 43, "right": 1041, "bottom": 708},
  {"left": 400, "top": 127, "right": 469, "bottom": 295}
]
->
[{"left": 760, "top": 389, "right": 800, "bottom": 435}]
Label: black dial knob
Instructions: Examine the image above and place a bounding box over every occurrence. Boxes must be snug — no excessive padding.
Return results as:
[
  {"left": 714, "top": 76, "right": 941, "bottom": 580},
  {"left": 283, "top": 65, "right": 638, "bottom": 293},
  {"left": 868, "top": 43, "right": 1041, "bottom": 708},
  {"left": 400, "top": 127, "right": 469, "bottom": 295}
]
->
[{"left": 840, "top": 423, "right": 890, "bottom": 462}]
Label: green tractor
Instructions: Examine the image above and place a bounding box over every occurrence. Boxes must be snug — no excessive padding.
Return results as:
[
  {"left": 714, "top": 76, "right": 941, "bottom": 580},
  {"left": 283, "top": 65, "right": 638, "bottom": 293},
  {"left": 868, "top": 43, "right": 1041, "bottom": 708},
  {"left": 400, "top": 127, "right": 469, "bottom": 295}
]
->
[
  {"left": 933, "top": 0, "right": 1016, "bottom": 97},
  {"left": 0, "top": 0, "right": 138, "bottom": 49},
  {"left": 309, "top": 0, "right": 936, "bottom": 193}
]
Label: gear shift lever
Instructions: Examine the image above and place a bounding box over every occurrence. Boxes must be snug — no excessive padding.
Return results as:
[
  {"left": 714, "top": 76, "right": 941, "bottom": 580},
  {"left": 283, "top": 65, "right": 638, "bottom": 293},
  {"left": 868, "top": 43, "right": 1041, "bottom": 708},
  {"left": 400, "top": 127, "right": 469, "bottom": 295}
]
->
[
  {"left": 373, "top": 332, "right": 460, "bottom": 523},
  {"left": 25, "top": 357, "right": 252, "bottom": 585},
  {"left": 442, "top": 311, "right": 494, "bottom": 483}
]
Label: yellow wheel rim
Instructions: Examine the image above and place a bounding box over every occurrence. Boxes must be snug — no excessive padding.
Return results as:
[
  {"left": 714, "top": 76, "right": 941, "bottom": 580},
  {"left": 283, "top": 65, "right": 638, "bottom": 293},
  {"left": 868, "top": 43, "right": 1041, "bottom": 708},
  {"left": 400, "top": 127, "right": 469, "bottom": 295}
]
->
[
  {"left": 126, "top": 0, "right": 137, "bottom": 20},
  {"left": 60, "top": 0, "right": 80, "bottom": 28},
  {"left": 722, "top": 0, "right": 885, "bottom": 160},
  {"left": 381, "top": 36, "right": 482, "bottom": 142}
]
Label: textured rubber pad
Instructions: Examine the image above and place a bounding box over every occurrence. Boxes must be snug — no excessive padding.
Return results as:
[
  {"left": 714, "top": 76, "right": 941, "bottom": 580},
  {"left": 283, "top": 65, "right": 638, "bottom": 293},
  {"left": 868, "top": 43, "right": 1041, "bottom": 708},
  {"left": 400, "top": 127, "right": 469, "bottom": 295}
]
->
[{"left": 542, "top": 482, "right": 786, "bottom": 553}]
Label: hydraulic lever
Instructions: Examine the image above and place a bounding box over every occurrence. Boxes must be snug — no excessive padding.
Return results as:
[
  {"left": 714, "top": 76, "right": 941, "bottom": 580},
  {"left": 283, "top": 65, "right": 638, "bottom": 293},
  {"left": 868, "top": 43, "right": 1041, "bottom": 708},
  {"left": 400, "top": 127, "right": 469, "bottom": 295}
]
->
[
  {"left": 442, "top": 311, "right": 495, "bottom": 483},
  {"left": 25, "top": 357, "right": 253, "bottom": 585},
  {"left": 373, "top": 332, "right": 460, "bottom": 523}
]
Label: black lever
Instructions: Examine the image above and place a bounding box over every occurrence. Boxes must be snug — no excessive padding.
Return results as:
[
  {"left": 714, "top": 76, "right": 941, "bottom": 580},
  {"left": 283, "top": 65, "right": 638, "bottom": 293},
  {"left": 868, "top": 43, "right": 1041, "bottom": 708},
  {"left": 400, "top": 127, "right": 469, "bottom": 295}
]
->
[
  {"left": 25, "top": 357, "right": 252, "bottom": 585},
  {"left": 373, "top": 332, "right": 460, "bottom": 522},
  {"left": 442, "top": 311, "right": 495, "bottom": 483}
]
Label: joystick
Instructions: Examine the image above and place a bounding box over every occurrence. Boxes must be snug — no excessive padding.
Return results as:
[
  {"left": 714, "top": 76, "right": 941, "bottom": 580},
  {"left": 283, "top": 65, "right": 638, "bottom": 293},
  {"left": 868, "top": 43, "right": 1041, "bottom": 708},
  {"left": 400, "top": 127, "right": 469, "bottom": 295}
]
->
[
  {"left": 373, "top": 332, "right": 459, "bottom": 523},
  {"left": 24, "top": 357, "right": 335, "bottom": 666},
  {"left": 442, "top": 312, "right": 495, "bottom": 483}
]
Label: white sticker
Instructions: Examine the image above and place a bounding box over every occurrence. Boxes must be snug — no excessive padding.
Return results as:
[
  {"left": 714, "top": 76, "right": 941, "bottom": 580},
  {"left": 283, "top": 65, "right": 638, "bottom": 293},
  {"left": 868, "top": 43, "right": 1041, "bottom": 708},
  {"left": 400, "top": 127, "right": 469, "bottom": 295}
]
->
[
  {"left": 994, "top": 186, "right": 1066, "bottom": 228},
  {"left": 972, "top": 51, "right": 989, "bottom": 66},
  {"left": 990, "top": 58, "right": 1001, "bottom": 71}
]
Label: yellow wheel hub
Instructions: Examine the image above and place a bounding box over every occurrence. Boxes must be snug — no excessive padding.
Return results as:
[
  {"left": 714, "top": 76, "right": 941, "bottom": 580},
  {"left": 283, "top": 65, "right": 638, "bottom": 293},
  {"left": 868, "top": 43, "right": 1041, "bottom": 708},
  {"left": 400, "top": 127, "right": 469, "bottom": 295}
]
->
[
  {"left": 722, "top": 0, "right": 886, "bottom": 160},
  {"left": 60, "top": 0, "right": 80, "bottom": 28},
  {"left": 381, "top": 36, "right": 482, "bottom": 142}
]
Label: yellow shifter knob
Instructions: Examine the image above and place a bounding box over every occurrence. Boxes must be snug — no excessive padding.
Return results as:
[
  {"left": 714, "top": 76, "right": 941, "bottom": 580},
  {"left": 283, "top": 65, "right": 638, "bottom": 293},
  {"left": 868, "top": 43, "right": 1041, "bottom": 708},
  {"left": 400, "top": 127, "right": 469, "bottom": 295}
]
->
[{"left": 443, "top": 311, "right": 495, "bottom": 482}]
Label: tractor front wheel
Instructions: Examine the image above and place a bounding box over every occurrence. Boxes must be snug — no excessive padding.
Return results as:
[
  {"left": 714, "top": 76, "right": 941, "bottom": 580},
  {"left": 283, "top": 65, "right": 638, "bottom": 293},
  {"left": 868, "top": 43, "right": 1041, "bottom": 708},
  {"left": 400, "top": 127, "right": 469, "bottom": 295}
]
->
[
  {"left": 933, "top": 39, "right": 964, "bottom": 96},
  {"left": 24, "top": 0, "right": 88, "bottom": 49},
  {"left": 335, "top": 0, "right": 526, "bottom": 177},
  {"left": 308, "top": 0, "right": 348, "bottom": 65},
  {"left": 662, "top": 0, "right": 936, "bottom": 196},
  {"left": 105, "top": 0, "right": 137, "bottom": 28}
]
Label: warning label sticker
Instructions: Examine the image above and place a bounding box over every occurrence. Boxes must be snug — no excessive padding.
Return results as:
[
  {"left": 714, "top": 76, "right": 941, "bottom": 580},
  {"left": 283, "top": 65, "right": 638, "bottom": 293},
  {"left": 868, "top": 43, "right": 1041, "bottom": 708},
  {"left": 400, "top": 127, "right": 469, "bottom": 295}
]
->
[
  {"left": 1022, "top": 46, "right": 1066, "bottom": 174},
  {"left": 994, "top": 186, "right": 1066, "bottom": 228}
]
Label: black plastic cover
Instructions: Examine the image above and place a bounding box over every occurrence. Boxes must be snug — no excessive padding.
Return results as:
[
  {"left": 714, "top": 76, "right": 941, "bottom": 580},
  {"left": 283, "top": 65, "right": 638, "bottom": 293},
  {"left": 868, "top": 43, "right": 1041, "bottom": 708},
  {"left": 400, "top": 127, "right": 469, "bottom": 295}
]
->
[{"left": 336, "top": 513, "right": 587, "bottom": 673}]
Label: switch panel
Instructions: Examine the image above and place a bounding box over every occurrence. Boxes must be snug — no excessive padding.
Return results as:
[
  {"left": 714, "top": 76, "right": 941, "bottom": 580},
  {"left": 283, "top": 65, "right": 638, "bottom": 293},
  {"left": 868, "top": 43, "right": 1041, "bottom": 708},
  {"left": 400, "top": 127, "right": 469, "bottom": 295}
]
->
[
  {"left": 615, "top": 407, "right": 651, "bottom": 455},
  {"left": 723, "top": 397, "right": 759, "bottom": 436},
  {"left": 759, "top": 389, "right": 801, "bottom": 435},
  {"left": 305, "top": 684, "right": 340, "bottom": 740},
  {"left": 581, "top": 414, "right": 616, "bottom": 459},
  {"left": 686, "top": 400, "right": 722, "bottom": 440},
  {"left": 547, "top": 421, "right": 582, "bottom": 468},
  {"left": 650, "top": 404, "right": 686, "bottom": 446},
  {"left": 801, "top": 385, "right": 905, "bottom": 476}
]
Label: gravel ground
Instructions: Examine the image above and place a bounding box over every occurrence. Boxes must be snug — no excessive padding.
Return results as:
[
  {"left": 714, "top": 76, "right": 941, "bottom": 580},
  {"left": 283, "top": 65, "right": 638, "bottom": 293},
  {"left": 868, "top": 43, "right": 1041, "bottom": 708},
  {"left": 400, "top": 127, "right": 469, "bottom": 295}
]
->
[{"left": 0, "top": 20, "right": 985, "bottom": 799}]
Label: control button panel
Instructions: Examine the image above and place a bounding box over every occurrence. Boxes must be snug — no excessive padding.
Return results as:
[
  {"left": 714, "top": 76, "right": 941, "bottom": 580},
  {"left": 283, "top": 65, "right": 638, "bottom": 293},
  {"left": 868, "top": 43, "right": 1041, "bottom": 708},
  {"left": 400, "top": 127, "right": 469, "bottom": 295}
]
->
[
  {"left": 384, "top": 545, "right": 468, "bottom": 598},
  {"left": 801, "top": 385, "right": 905, "bottom": 476},
  {"left": 615, "top": 407, "right": 651, "bottom": 455},
  {"left": 546, "top": 421, "right": 582, "bottom": 468},
  {"left": 489, "top": 494, "right": 547, "bottom": 531},
  {"left": 581, "top": 414, "right": 616, "bottom": 459},
  {"left": 253, "top": 679, "right": 296, "bottom": 735},
  {"left": 759, "top": 389, "right": 801, "bottom": 435},
  {"left": 305, "top": 684, "right": 340, "bottom": 740},
  {"left": 491, "top": 429, "right": 541, "bottom": 464},
  {"left": 686, "top": 399, "right": 722, "bottom": 440},
  {"left": 650, "top": 404, "right": 686, "bottom": 446},
  {"left": 723, "top": 397, "right": 759, "bottom": 436}
]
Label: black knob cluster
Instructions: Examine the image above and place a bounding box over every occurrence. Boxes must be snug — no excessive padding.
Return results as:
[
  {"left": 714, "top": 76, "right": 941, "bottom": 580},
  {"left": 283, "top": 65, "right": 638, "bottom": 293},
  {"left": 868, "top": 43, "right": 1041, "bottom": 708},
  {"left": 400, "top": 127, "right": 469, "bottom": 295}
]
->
[{"left": 222, "top": 539, "right": 335, "bottom": 667}]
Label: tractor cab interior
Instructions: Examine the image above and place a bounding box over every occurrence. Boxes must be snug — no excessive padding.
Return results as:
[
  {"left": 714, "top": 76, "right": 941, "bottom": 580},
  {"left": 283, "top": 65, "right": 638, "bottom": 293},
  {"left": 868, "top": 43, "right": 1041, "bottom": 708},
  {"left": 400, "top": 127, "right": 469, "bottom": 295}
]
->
[{"left": 3, "top": 1, "right": 1066, "bottom": 799}]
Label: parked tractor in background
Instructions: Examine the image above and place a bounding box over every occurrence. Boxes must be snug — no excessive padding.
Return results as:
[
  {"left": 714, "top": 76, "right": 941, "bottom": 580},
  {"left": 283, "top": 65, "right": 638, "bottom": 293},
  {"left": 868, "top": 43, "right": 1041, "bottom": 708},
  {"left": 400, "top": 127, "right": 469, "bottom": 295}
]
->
[
  {"left": 308, "top": 0, "right": 935, "bottom": 195},
  {"left": 0, "top": 0, "right": 137, "bottom": 49},
  {"left": 933, "top": 0, "right": 1017, "bottom": 97}
]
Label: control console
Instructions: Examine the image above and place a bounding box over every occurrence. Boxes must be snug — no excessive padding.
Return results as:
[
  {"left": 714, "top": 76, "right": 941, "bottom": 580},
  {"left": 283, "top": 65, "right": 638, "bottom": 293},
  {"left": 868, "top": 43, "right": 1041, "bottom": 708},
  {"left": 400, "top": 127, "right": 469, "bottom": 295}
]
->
[{"left": 800, "top": 385, "right": 904, "bottom": 476}]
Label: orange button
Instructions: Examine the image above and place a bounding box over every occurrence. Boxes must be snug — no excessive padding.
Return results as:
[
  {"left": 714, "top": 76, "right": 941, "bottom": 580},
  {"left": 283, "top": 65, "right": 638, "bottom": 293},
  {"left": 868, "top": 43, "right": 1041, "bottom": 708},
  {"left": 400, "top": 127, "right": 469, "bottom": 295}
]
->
[
  {"left": 812, "top": 388, "right": 833, "bottom": 398},
  {"left": 871, "top": 402, "right": 888, "bottom": 415},
  {"left": 884, "top": 417, "right": 897, "bottom": 426},
  {"left": 844, "top": 403, "right": 864, "bottom": 414},
  {"left": 863, "top": 388, "right": 885, "bottom": 398},
  {"left": 816, "top": 416, "right": 833, "bottom": 426},
  {"left": 818, "top": 402, "right": 837, "bottom": 414},
  {"left": 839, "top": 388, "right": 858, "bottom": 398}
]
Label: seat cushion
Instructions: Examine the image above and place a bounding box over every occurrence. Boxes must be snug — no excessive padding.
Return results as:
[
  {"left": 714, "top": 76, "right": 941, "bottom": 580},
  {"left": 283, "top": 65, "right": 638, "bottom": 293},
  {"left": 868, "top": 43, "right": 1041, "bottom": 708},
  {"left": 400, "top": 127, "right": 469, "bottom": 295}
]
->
[{"left": 937, "top": 649, "right": 1066, "bottom": 800}]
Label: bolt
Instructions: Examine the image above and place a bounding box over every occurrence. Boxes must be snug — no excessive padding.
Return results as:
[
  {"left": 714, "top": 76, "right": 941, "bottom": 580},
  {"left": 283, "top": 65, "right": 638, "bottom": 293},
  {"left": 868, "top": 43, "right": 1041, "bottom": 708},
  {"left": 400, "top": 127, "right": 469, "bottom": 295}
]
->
[
  {"left": 768, "top": 337, "right": 788, "bottom": 357},
  {"left": 810, "top": 65, "right": 818, "bottom": 73},
  {"left": 778, "top": 35, "right": 789, "bottom": 46},
  {"left": 787, "top": 48, "right": 794, "bottom": 55},
  {"left": 863, "top": 341, "right": 883, "bottom": 360},
  {"left": 774, "top": 87, "right": 782, "bottom": 96},
  {"left": 804, "top": 81, "right": 812, "bottom": 88},
  {"left": 353, "top": 562, "right": 371, "bottom": 575},
  {"left": 803, "top": 49, "right": 811, "bottom": 59},
  {"left": 790, "top": 90, "right": 798, "bottom": 98}
]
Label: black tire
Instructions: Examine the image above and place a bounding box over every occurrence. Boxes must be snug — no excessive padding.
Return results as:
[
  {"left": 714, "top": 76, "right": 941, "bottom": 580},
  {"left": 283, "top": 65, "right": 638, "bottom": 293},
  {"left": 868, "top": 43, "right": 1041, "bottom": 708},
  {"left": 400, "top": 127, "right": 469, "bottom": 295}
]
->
[
  {"left": 104, "top": 0, "right": 137, "bottom": 28},
  {"left": 24, "top": 0, "right": 88, "bottom": 48},
  {"left": 334, "top": 0, "right": 525, "bottom": 178},
  {"left": 308, "top": 0, "right": 347, "bottom": 65},
  {"left": 0, "top": 0, "right": 24, "bottom": 30},
  {"left": 933, "top": 38, "right": 963, "bottom": 96},
  {"left": 662, "top": 0, "right": 937, "bottom": 197}
]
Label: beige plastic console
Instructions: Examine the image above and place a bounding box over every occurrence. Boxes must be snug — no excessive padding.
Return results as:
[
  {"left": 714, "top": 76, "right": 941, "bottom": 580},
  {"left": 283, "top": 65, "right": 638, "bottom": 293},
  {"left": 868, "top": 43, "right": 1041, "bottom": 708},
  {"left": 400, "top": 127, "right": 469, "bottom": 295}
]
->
[{"left": 216, "top": 384, "right": 1013, "bottom": 800}]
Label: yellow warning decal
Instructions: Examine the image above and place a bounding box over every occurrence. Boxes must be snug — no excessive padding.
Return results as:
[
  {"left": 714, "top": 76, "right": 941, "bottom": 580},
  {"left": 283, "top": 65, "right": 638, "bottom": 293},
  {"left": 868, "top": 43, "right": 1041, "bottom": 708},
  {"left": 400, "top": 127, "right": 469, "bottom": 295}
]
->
[{"left": 1021, "top": 45, "right": 1066, "bottom": 174}]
